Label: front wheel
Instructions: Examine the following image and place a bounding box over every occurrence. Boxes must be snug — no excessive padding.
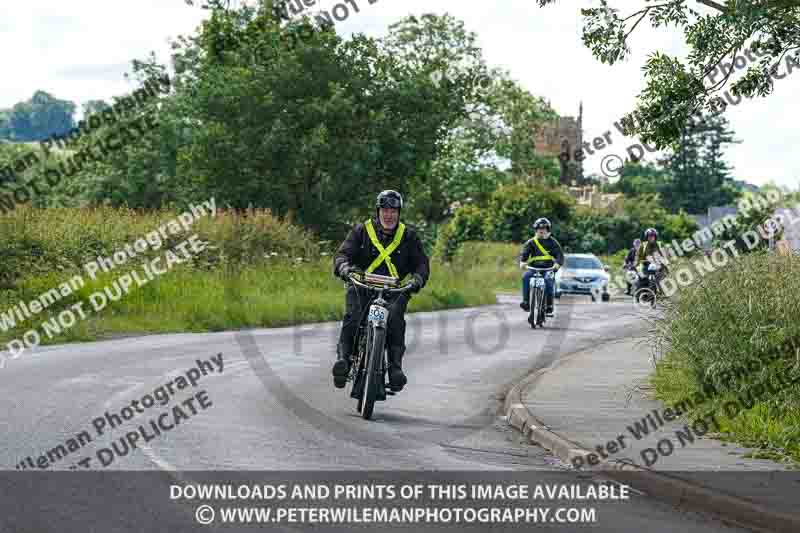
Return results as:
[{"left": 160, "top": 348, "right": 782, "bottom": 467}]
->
[
  {"left": 535, "top": 286, "right": 546, "bottom": 326},
  {"left": 360, "top": 326, "right": 385, "bottom": 420},
  {"left": 529, "top": 285, "right": 539, "bottom": 328}
]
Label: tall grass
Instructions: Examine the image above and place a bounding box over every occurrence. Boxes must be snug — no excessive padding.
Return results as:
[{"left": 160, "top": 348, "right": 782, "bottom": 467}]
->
[
  {"left": 450, "top": 241, "right": 522, "bottom": 292},
  {"left": 650, "top": 252, "right": 800, "bottom": 464},
  {"left": 0, "top": 204, "right": 319, "bottom": 288},
  {"left": 0, "top": 208, "right": 498, "bottom": 346}
]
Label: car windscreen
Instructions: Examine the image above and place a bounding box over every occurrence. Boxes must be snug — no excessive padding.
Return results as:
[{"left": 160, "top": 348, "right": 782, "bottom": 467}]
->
[{"left": 564, "top": 257, "right": 602, "bottom": 270}]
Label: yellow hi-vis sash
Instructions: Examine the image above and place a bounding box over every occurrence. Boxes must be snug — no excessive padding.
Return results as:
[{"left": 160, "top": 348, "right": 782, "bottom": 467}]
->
[
  {"left": 526, "top": 237, "right": 554, "bottom": 263},
  {"left": 364, "top": 219, "right": 406, "bottom": 278}
]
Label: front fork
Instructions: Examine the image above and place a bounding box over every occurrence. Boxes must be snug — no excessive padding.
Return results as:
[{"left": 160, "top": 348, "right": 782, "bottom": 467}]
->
[{"left": 350, "top": 303, "right": 390, "bottom": 401}]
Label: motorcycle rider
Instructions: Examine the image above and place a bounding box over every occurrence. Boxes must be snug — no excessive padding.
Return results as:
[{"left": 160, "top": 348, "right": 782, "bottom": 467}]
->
[
  {"left": 332, "top": 190, "right": 430, "bottom": 392},
  {"left": 635, "top": 228, "right": 666, "bottom": 290},
  {"left": 519, "top": 218, "right": 564, "bottom": 316},
  {"left": 624, "top": 238, "right": 641, "bottom": 295}
]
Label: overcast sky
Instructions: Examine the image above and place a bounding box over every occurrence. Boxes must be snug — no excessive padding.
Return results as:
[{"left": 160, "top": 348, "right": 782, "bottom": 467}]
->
[{"left": 2, "top": 0, "right": 798, "bottom": 188}]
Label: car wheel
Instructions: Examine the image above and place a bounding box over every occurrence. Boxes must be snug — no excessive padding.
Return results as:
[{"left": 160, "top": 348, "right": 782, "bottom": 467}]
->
[{"left": 602, "top": 293, "right": 610, "bottom": 302}]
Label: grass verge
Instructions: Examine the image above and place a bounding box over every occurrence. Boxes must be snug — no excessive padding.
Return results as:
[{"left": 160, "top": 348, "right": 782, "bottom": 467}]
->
[
  {"left": 0, "top": 252, "right": 500, "bottom": 348},
  {"left": 649, "top": 252, "right": 800, "bottom": 465}
]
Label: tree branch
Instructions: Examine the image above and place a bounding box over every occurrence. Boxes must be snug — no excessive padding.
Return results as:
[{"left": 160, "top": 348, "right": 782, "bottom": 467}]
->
[{"left": 695, "top": 0, "right": 728, "bottom": 12}]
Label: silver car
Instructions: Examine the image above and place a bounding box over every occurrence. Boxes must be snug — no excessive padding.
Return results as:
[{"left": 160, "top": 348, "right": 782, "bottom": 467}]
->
[{"left": 555, "top": 253, "right": 610, "bottom": 302}]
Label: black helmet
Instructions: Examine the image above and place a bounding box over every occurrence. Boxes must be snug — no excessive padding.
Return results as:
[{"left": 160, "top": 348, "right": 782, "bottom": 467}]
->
[
  {"left": 376, "top": 190, "right": 403, "bottom": 210},
  {"left": 533, "top": 217, "right": 551, "bottom": 230},
  {"left": 644, "top": 227, "right": 658, "bottom": 240}
]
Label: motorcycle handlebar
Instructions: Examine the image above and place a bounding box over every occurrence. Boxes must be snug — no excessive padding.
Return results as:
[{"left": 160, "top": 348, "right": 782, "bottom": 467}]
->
[
  {"left": 525, "top": 265, "right": 558, "bottom": 271},
  {"left": 348, "top": 274, "right": 414, "bottom": 293}
]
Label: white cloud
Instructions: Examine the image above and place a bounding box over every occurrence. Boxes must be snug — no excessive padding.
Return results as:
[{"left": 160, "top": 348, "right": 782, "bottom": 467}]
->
[{"left": 1, "top": 0, "right": 796, "bottom": 187}]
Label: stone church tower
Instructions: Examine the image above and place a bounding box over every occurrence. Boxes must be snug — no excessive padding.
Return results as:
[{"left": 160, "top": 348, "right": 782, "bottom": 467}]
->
[{"left": 533, "top": 102, "right": 584, "bottom": 185}]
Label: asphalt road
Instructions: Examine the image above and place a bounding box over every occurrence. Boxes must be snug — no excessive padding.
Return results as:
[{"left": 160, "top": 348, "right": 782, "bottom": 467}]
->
[{"left": 0, "top": 295, "right": 747, "bottom": 532}]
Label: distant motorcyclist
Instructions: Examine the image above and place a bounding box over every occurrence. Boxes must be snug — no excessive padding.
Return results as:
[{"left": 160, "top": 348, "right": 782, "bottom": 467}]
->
[
  {"left": 636, "top": 228, "right": 667, "bottom": 290},
  {"left": 332, "top": 190, "right": 430, "bottom": 392},
  {"left": 624, "top": 238, "right": 641, "bottom": 295},
  {"left": 519, "top": 218, "right": 564, "bottom": 316}
]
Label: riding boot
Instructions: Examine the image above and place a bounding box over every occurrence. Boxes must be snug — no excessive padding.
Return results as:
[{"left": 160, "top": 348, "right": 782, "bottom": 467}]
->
[
  {"left": 332, "top": 340, "right": 352, "bottom": 389},
  {"left": 545, "top": 292, "right": 554, "bottom": 314},
  {"left": 387, "top": 345, "right": 407, "bottom": 392}
]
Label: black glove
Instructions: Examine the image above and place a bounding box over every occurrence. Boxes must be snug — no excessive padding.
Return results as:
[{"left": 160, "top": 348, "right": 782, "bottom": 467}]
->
[
  {"left": 339, "top": 263, "right": 362, "bottom": 280},
  {"left": 410, "top": 273, "right": 425, "bottom": 293}
]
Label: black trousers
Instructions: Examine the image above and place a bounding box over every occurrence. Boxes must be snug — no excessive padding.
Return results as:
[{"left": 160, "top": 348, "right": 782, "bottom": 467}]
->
[
  {"left": 637, "top": 261, "right": 667, "bottom": 291},
  {"left": 337, "top": 284, "right": 410, "bottom": 366}
]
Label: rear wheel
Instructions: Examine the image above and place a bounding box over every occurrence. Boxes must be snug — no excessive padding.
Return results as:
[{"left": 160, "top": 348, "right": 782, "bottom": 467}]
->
[{"left": 360, "top": 326, "right": 385, "bottom": 420}]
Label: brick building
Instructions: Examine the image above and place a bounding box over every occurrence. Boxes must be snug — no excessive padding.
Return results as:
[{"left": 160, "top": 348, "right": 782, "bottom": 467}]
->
[{"left": 533, "top": 102, "right": 584, "bottom": 185}]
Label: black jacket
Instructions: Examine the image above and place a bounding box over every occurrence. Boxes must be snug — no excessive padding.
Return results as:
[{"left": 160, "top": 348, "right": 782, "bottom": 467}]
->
[
  {"left": 333, "top": 218, "right": 430, "bottom": 286},
  {"left": 519, "top": 235, "right": 564, "bottom": 268},
  {"left": 625, "top": 247, "right": 638, "bottom": 266}
]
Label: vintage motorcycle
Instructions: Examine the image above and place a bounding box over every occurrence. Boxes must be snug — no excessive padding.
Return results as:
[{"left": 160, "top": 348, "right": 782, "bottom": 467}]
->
[{"left": 345, "top": 272, "right": 414, "bottom": 420}]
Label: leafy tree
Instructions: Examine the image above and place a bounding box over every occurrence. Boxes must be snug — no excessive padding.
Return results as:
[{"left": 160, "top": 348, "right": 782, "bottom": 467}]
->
[
  {"left": 713, "top": 193, "right": 783, "bottom": 252},
  {"left": 82, "top": 100, "right": 111, "bottom": 116},
  {"left": 3, "top": 91, "right": 76, "bottom": 142},
  {"left": 603, "top": 161, "right": 671, "bottom": 197},
  {"left": 381, "top": 13, "right": 503, "bottom": 223},
  {"left": 419, "top": 71, "right": 560, "bottom": 219},
  {"left": 0, "top": 110, "right": 10, "bottom": 140},
  {"left": 659, "top": 113, "right": 740, "bottom": 213},
  {"left": 432, "top": 204, "right": 488, "bottom": 261},
  {"left": 46, "top": 3, "right": 478, "bottom": 238},
  {"left": 537, "top": 0, "right": 800, "bottom": 147},
  {"left": 562, "top": 194, "right": 698, "bottom": 255},
  {"left": 484, "top": 182, "right": 574, "bottom": 242},
  {"left": 489, "top": 78, "right": 560, "bottom": 182}
]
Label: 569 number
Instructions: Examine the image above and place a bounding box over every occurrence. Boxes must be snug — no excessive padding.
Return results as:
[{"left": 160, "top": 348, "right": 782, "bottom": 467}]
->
[{"left": 368, "top": 306, "right": 387, "bottom": 323}]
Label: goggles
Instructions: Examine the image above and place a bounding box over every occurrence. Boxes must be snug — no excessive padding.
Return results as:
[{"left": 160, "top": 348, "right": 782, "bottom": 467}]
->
[{"left": 378, "top": 197, "right": 402, "bottom": 209}]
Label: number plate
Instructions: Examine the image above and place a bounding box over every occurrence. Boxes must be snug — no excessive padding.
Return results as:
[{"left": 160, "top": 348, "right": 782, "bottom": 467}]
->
[
  {"left": 368, "top": 305, "right": 387, "bottom": 324},
  {"left": 533, "top": 278, "right": 545, "bottom": 288},
  {"left": 578, "top": 283, "right": 591, "bottom": 289}
]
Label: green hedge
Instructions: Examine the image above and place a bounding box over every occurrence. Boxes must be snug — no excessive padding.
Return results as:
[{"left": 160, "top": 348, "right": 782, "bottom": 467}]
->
[{"left": 434, "top": 185, "right": 699, "bottom": 261}]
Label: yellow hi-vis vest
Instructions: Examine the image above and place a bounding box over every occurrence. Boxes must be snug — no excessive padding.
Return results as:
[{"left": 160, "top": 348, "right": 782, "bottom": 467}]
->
[
  {"left": 364, "top": 219, "right": 406, "bottom": 278},
  {"left": 526, "top": 237, "right": 554, "bottom": 263}
]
